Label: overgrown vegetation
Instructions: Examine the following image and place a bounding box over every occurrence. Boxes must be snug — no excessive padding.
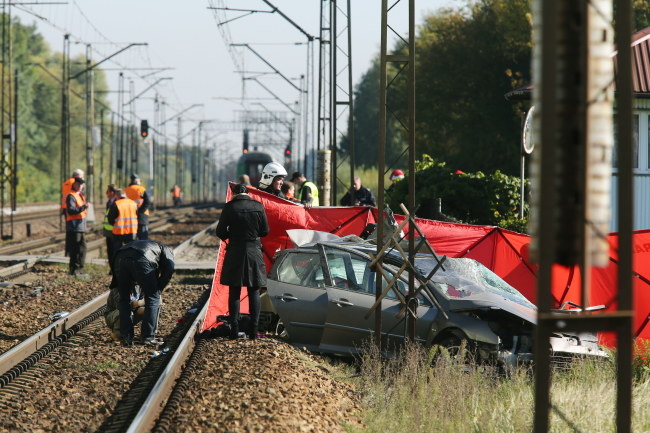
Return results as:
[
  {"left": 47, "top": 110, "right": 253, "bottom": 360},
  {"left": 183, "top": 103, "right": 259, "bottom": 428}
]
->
[
  {"left": 3, "top": 15, "right": 111, "bottom": 203},
  {"left": 386, "top": 154, "right": 529, "bottom": 232},
  {"left": 343, "top": 343, "right": 650, "bottom": 433},
  {"left": 341, "top": 0, "right": 650, "bottom": 190}
]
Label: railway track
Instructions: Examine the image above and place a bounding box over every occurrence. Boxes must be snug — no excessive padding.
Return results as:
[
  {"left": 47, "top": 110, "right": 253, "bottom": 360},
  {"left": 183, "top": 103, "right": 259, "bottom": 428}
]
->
[
  {"left": 0, "top": 213, "right": 217, "bottom": 432},
  {"left": 0, "top": 204, "right": 365, "bottom": 432},
  {"left": 0, "top": 213, "right": 177, "bottom": 257},
  {"left": 2, "top": 208, "right": 61, "bottom": 225}
]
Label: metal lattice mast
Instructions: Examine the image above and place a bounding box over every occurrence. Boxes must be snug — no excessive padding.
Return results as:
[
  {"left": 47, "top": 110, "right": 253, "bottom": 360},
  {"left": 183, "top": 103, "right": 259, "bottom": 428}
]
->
[
  {"left": 0, "top": 1, "right": 16, "bottom": 239},
  {"left": 531, "top": 0, "right": 633, "bottom": 431},
  {"left": 317, "top": 0, "right": 332, "bottom": 205},
  {"left": 331, "top": 0, "right": 354, "bottom": 202},
  {"left": 377, "top": 0, "right": 417, "bottom": 345}
]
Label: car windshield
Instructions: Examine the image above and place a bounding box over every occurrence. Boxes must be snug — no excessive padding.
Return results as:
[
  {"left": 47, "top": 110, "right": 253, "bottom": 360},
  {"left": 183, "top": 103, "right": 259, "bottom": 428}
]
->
[{"left": 415, "top": 256, "right": 535, "bottom": 309}]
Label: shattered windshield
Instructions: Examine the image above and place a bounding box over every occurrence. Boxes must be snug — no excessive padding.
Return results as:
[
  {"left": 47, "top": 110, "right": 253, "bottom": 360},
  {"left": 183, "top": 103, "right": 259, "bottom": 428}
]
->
[{"left": 415, "top": 256, "right": 535, "bottom": 309}]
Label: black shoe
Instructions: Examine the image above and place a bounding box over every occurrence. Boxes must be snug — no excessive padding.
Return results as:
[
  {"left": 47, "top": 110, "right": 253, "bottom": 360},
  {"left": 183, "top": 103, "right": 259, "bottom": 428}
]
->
[
  {"left": 140, "top": 338, "right": 164, "bottom": 347},
  {"left": 229, "top": 324, "right": 240, "bottom": 340},
  {"left": 121, "top": 338, "right": 133, "bottom": 347},
  {"left": 248, "top": 328, "right": 258, "bottom": 340}
]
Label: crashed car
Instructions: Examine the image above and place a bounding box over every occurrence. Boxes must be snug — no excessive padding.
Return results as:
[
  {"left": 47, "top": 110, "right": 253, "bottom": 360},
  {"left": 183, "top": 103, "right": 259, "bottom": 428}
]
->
[{"left": 264, "top": 231, "right": 608, "bottom": 369}]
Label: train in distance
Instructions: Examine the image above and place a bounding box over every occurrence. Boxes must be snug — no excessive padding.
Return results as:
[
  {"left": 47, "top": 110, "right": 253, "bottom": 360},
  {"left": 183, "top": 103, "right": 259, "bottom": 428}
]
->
[{"left": 237, "top": 151, "right": 273, "bottom": 187}]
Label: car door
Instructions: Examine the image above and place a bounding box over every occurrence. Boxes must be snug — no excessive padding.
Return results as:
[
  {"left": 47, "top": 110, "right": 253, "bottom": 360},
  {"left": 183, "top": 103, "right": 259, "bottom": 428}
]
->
[
  {"left": 318, "top": 247, "right": 377, "bottom": 354},
  {"left": 318, "top": 246, "right": 438, "bottom": 355},
  {"left": 266, "top": 251, "right": 328, "bottom": 351}
]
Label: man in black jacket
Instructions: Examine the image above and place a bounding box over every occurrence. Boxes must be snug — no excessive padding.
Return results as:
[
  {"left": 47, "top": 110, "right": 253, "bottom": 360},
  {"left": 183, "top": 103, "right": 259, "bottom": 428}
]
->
[
  {"left": 112, "top": 240, "right": 175, "bottom": 346},
  {"left": 216, "top": 183, "right": 270, "bottom": 340},
  {"left": 340, "top": 176, "right": 377, "bottom": 207}
]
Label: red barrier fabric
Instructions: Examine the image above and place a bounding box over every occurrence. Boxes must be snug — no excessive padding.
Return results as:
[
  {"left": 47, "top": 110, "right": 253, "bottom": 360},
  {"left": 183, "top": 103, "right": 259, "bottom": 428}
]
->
[
  {"left": 203, "top": 186, "right": 376, "bottom": 331},
  {"left": 202, "top": 188, "right": 650, "bottom": 343}
]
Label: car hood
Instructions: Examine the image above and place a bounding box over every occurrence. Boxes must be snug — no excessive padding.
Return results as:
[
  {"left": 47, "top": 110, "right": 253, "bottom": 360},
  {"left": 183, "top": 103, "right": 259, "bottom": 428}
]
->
[{"left": 445, "top": 293, "right": 538, "bottom": 325}]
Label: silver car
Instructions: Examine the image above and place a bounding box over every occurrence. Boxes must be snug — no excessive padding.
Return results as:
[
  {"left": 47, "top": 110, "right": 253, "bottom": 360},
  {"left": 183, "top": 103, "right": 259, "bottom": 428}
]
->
[{"left": 264, "top": 234, "right": 607, "bottom": 369}]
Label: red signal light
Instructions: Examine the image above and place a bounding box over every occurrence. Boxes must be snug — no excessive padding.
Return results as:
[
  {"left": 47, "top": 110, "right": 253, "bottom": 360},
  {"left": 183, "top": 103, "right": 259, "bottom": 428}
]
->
[{"left": 140, "top": 120, "right": 149, "bottom": 138}]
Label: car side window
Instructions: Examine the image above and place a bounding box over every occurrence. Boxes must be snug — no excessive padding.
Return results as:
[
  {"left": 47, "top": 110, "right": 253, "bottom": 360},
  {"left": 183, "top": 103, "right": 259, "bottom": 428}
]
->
[
  {"left": 323, "top": 247, "right": 367, "bottom": 291},
  {"left": 366, "top": 268, "right": 401, "bottom": 300},
  {"left": 277, "top": 253, "right": 324, "bottom": 288},
  {"left": 367, "top": 267, "right": 432, "bottom": 306}
]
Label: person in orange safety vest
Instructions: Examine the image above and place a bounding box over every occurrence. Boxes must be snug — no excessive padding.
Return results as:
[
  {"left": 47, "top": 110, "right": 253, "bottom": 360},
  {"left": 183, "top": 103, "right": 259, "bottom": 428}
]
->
[
  {"left": 66, "top": 177, "right": 88, "bottom": 276},
  {"left": 170, "top": 184, "right": 182, "bottom": 208},
  {"left": 107, "top": 189, "right": 138, "bottom": 264},
  {"left": 124, "top": 174, "right": 151, "bottom": 240},
  {"left": 61, "top": 168, "right": 84, "bottom": 212}
]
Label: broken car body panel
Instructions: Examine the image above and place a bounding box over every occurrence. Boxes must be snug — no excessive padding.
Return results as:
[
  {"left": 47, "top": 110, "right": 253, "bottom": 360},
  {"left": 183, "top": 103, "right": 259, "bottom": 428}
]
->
[{"left": 265, "top": 235, "right": 608, "bottom": 367}]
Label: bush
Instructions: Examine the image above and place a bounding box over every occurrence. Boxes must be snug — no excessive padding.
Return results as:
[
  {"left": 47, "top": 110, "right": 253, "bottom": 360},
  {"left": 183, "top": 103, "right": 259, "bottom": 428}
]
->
[{"left": 386, "top": 154, "right": 529, "bottom": 232}]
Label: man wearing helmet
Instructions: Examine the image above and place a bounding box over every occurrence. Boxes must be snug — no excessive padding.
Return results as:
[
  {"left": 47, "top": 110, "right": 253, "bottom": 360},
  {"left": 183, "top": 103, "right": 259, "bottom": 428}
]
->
[{"left": 258, "top": 162, "right": 288, "bottom": 199}]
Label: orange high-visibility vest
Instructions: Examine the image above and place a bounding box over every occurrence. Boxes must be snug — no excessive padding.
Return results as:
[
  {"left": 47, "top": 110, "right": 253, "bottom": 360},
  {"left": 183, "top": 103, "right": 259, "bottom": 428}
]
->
[
  {"left": 61, "top": 178, "right": 75, "bottom": 209},
  {"left": 125, "top": 184, "right": 150, "bottom": 216},
  {"left": 65, "top": 192, "right": 87, "bottom": 221},
  {"left": 171, "top": 186, "right": 181, "bottom": 198},
  {"left": 111, "top": 198, "right": 138, "bottom": 235}
]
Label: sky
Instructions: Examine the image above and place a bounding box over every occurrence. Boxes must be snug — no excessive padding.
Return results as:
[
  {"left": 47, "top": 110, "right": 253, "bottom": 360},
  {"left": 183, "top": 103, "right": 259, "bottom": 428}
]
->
[{"left": 12, "top": 0, "right": 457, "bottom": 165}]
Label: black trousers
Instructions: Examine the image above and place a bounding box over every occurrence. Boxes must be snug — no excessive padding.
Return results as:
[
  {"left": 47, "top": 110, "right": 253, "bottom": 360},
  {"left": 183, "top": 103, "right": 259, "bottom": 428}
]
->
[
  {"left": 228, "top": 286, "right": 261, "bottom": 333},
  {"left": 115, "top": 255, "right": 161, "bottom": 342},
  {"left": 137, "top": 224, "right": 149, "bottom": 240},
  {"left": 111, "top": 234, "right": 137, "bottom": 264},
  {"left": 105, "top": 236, "right": 115, "bottom": 272},
  {"left": 67, "top": 231, "right": 86, "bottom": 274}
]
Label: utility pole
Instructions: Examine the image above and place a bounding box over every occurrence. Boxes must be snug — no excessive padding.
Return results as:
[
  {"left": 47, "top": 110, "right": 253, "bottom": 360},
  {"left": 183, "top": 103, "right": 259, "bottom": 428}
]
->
[
  {"left": 176, "top": 117, "right": 182, "bottom": 189},
  {"left": 84, "top": 44, "right": 96, "bottom": 208},
  {"left": 117, "top": 72, "right": 125, "bottom": 186},
  {"left": 129, "top": 79, "right": 136, "bottom": 179},
  {"left": 64, "top": 42, "right": 146, "bottom": 201},
  {"left": 61, "top": 34, "right": 70, "bottom": 206}
]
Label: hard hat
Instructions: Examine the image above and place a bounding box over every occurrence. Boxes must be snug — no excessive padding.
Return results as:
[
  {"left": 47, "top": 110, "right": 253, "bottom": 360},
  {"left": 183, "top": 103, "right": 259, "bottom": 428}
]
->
[
  {"left": 259, "top": 162, "right": 287, "bottom": 189},
  {"left": 389, "top": 169, "right": 404, "bottom": 181},
  {"left": 130, "top": 173, "right": 140, "bottom": 180},
  {"left": 72, "top": 168, "right": 84, "bottom": 178}
]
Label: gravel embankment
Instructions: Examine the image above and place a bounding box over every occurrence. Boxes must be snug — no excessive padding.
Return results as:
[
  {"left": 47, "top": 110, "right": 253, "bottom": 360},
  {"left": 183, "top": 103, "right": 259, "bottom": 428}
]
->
[{"left": 0, "top": 206, "right": 366, "bottom": 432}]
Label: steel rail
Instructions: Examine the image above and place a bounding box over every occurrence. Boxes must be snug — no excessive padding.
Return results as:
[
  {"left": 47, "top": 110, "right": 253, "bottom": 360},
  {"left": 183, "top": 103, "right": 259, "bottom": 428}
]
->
[
  {"left": 0, "top": 216, "right": 217, "bottom": 430},
  {"left": 0, "top": 217, "right": 173, "bottom": 256},
  {"left": 0, "top": 291, "right": 109, "bottom": 378},
  {"left": 10, "top": 209, "right": 61, "bottom": 224},
  {"left": 126, "top": 298, "right": 208, "bottom": 433}
]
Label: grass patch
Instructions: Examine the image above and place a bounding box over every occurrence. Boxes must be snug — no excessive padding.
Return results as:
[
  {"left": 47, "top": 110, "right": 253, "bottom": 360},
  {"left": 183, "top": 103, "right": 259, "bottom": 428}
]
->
[
  {"left": 84, "top": 360, "right": 125, "bottom": 371},
  {"left": 339, "top": 343, "right": 650, "bottom": 433}
]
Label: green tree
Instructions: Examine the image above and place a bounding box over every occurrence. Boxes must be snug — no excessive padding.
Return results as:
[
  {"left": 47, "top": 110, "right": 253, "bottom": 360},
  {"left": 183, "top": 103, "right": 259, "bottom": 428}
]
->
[
  {"left": 3, "top": 15, "right": 111, "bottom": 203},
  {"left": 406, "top": 0, "right": 531, "bottom": 176},
  {"left": 339, "top": 57, "right": 405, "bottom": 170}
]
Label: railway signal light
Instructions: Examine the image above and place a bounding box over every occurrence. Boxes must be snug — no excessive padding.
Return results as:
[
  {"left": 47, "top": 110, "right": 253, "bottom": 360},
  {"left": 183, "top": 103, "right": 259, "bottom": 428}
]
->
[
  {"left": 140, "top": 120, "right": 149, "bottom": 138},
  {"left": 243, "top": 129, "right": 249, "bottom": 153}
]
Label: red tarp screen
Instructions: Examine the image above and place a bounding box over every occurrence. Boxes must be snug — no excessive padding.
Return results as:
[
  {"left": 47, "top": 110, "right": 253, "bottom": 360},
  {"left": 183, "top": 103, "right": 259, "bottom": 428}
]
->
[{"left": 202, "top": 187, "right": 650, "bottom": 344}]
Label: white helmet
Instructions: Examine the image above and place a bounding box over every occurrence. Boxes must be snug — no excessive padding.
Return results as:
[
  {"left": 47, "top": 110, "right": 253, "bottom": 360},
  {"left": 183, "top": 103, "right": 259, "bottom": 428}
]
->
[{"left": 259, "top": 162, "right": 287, "bottom": 189}]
